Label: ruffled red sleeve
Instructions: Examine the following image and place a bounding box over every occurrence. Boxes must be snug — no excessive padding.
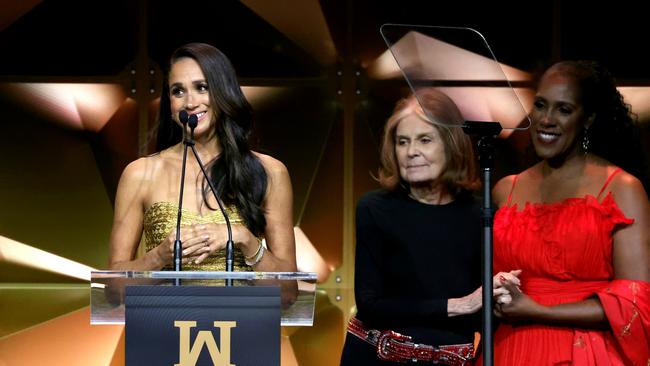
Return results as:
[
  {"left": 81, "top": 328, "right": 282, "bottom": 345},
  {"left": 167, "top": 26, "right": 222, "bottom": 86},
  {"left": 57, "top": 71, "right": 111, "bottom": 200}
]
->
[
  {"left": 596, "top": 279, "right": 650, "bottom": 366},
  {"left": 598, "top": 193, "right": 634, "bottom": 229}
]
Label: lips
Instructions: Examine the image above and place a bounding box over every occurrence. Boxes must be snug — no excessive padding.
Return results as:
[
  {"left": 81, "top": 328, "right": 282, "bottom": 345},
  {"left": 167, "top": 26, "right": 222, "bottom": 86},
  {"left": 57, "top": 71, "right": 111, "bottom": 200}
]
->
[
  {"left": 536, "top": 130, "right": 560, "bottom": 143},
  {"left": 191, "top": 111, "right": 207, "bottom": 122}
]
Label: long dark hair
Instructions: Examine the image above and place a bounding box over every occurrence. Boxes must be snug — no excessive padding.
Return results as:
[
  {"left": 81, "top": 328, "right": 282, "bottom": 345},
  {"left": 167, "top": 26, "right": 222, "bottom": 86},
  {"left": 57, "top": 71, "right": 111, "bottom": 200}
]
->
[
  {"left": 156, "top": 43, "right": 267, "bottom": 236},
  {"left": 550, "top": 60, "right": 649, "bottom": 192}
]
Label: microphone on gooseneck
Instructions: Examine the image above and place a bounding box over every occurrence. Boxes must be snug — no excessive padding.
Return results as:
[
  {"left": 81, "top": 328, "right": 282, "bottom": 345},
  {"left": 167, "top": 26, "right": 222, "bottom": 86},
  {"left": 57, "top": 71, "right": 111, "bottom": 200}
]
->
[
  {"left": 173, "top": 110, "right": 192, "bottom": 282},
  {"left": 185, "top": 113, "right": 236, "bottom": 286}
]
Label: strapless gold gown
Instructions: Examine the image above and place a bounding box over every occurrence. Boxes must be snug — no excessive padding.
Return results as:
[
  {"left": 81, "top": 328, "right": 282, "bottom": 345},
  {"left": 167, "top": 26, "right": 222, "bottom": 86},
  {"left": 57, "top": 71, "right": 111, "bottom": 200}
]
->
[{"left": 143, "top": 201, "right": 252, "bottom": 271}]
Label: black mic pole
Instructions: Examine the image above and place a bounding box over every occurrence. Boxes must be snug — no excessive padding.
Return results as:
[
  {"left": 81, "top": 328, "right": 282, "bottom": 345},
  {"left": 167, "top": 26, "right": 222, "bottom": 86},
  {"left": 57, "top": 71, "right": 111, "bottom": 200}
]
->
[
  {"left": 173, "top": 110, "right": 192, "bottom": 286},
  {"left": 185, "top": 114, "right": 235, "bottom": 287},
  {"left": 462, "top": 121, "right": 501, "bottom": 366}
]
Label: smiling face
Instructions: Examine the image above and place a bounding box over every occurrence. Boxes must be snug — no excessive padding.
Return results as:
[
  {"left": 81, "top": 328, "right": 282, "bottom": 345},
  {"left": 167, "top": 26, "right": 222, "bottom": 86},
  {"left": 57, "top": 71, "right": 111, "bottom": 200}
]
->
[
  {"left": 395, "top": 114, "right": 447, "bottom": 185},
  {"left": 530, "top": 69, "right": 594, "bottom": 163},
  {"left": 168, "top": 57, "right": 216, "bottom": 138}
]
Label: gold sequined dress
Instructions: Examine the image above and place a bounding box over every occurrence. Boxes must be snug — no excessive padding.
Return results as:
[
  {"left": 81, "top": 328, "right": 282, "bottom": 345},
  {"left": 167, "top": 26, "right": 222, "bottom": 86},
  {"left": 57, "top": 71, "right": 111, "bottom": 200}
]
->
[{"left": 143, "top": 201, "right": 252, "bottom": 271}]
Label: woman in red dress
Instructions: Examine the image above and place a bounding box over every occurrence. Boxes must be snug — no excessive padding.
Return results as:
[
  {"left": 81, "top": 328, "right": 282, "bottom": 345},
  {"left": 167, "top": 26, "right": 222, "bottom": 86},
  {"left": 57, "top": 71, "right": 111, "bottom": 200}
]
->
[{"left": 491, "top": 61, "right": 650, "bottom": 365}]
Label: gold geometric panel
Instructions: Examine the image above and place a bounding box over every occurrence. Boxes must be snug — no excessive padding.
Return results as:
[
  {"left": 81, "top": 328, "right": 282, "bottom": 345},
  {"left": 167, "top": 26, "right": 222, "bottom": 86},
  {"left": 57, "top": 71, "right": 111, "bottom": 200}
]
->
[
  {"left": 0, "top": 307, "right": 124, "bottom": 366},
  {"left": 0, "top": 285, "right": 88, "bottom": 338}
]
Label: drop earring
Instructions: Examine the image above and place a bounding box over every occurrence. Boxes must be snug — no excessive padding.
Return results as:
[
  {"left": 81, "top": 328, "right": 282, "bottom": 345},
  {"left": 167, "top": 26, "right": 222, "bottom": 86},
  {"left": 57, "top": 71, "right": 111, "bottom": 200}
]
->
[{"left": 582, "top": 127, "right": 590, "bottom": 155}]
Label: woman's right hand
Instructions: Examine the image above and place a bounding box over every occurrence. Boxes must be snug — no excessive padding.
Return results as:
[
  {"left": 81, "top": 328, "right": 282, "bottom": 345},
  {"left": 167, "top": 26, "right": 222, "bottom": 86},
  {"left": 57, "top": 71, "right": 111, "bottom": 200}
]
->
[
  {"left": 493, "top": 269, "right": 522, "bottom": 305},
  {"left": 154, "top": 226, "right": 213, "bottom": 266},
  {"left": 447, "top": 270, "right": 522, "bottom": 316}
]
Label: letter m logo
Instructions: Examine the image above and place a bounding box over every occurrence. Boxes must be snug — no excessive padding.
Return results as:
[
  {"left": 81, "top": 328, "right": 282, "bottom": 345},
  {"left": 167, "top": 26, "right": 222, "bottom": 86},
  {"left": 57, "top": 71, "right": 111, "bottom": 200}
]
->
[{"left": 174, "top": 321, "right": 237, "bottom": 366}]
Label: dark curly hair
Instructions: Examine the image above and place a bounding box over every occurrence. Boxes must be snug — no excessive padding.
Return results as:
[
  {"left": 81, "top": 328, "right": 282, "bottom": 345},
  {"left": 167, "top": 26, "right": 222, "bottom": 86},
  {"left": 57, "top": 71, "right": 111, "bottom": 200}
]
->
[
  {"left": 547, "top": 60, "right": 649, "bottom": 192},
  {"left": 156, "top": 43, "right": 267, "bottom": 236}
]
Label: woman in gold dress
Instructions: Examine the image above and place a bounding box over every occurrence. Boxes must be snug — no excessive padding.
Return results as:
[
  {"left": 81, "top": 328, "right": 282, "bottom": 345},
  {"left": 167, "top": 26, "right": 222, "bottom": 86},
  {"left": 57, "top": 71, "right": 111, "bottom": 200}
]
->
[{"left": 108, "top": 43, "right": 297, "bottom": 273}]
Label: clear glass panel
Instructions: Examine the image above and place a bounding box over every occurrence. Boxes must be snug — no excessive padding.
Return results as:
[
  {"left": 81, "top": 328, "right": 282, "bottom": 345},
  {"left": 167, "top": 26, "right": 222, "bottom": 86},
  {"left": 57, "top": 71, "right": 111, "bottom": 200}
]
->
[
  {"left": 91, "top": 271, "right": 317, "bottom": 326},
  {"left": 380, "top": 24, "right": 531, "bottom": 130}
]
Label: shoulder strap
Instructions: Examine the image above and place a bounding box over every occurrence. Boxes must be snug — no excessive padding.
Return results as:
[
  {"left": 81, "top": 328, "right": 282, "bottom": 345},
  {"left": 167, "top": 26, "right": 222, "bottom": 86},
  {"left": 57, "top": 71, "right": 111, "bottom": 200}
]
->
[
  {"left": 506, "top": 175, "right": 519, "bottom": 206},
  {"left": 597, "top": 167, "right": 623, "bottom": 199}
]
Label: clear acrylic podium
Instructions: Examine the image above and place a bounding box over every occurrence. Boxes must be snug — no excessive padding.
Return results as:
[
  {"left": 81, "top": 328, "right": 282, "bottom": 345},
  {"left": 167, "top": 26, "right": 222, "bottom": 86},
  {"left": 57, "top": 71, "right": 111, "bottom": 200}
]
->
[
  {"left": 91, "top": 271, "right": 317, "bottom": 326},
  {"left": 91, "top": 271, "right": 317, "bottom": 365}
]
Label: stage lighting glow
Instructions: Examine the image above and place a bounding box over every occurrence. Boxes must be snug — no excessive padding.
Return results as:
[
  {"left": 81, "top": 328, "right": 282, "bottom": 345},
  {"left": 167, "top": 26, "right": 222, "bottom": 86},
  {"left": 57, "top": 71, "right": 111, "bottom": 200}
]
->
[
  {"left": 367, "top": 31, "right": 531, "bottom": 82},
  {"left": 241, "top": 86, "right": 287, "bottom": 108},
  {"left": 619, "top": 87, "right": 650, "bottom": 123},
  {"left": 367, "top": 49, "right": 402, "bottom": 79},
  {"left": 366, "top": 30, "right": 533, "bottom": 135},
  {"left": 0, "top": 235, "right": 96, "bottom": 281},
  {"left": 294, "top": 226, "right": 330, "bottom": 283},
  {"left": 240, "top": 0, "right": 337, "bottom": 65},
  {"left": 0, "top": 82, "right": 126, "bottom": 132}
]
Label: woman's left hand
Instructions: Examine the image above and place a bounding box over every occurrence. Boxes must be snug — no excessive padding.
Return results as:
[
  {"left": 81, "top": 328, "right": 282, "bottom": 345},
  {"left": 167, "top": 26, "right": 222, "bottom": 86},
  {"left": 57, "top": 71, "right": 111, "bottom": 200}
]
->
[
  {"left": 185, "top": 223, "right": 230, "bottom": 264},
  {"left": 494, "top": 282, "right": 548, "bottom": 322},
  {"left": 189, "top": 223, "right": 259, "bottom": 265}
]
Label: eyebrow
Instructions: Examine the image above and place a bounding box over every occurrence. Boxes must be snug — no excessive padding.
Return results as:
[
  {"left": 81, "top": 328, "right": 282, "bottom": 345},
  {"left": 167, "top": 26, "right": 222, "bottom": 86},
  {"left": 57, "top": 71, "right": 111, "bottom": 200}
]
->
[
  {"left": 535, "top": 95, "right": 576, "bottom": 107},
  {"left": 396, "top": 133, "right": 433, "bottom": 139},
  {"left": 169, "top": 80, "right": 207, "bottom": 88}
]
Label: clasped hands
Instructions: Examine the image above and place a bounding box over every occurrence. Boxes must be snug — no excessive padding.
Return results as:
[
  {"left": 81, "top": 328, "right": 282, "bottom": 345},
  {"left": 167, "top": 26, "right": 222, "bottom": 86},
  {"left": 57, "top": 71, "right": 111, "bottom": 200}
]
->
[
  {"left": 493, "top": 269, "right": 546, "bottom": 322},
  {"left": 450, "top": 269, "right": 541, "bottom": 321},
  {"left": 448, "top": 270, "right": 522, "bottom": 316},
  {"left": 156, "top": 223, "right": 254, "bottom": 265}
]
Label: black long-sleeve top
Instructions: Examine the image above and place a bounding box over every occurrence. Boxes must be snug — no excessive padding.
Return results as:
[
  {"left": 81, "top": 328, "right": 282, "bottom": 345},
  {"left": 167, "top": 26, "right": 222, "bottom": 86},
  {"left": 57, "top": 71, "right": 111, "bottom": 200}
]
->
[{"left": 354, "top": 188, "right": 482, "bottom": 346}]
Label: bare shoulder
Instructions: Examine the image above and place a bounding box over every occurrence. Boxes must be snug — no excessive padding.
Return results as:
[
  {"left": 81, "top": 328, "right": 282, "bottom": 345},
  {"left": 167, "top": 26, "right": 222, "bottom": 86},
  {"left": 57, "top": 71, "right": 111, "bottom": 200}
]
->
[
  {"left": 598, "top": 164, "right": 650, "bottom": 227},
  {"left": 253, "top": 152, "right": 292, "bottom": 203},
  {"left": 116, "top": 154, "right": 171, "bottom": 204},
  {"left": 493, "top": 164, "right": 541, "bottom": 207},
  {"left": 253, "top": 152, "right": 289, "bottom": 178},
  {"left": 608, "top": 168, "right": 649, "bottom": 206},
  {"left": 120, "top": 157, "right": 148, "bottom": 183},
  {"left": 120, "top": 154, "right": 162, "bottom": 183}
]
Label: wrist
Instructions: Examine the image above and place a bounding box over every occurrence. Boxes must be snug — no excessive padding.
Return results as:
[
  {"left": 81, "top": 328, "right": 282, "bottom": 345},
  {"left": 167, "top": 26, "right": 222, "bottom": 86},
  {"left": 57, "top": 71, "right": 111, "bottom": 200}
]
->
[
  {"left": 244, "top": 238, "right": 265, "bottom": 266},
  {"left": 536, "top": 304, "right": 555, "bottom": 322},
  {"left": 447, "top": 297, "right": 469, "bottom": 317},
  {"left": 237, "top": 229, "right": 257, "bottom": 257},
  {"left": 153, "top": 245, "right": 169, "bottom": 269},
  {"left": 447, "top": 298, "right": 457, "bottom": 316}
]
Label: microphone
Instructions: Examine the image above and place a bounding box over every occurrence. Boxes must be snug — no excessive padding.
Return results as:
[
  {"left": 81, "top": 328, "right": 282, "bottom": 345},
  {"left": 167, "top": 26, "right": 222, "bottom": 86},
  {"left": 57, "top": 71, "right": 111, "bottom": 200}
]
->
[
  {"left": 173, "top": 110, "right": 192, "bottom": 283},
  {"left": 185, "top": 112, "right": 236, "bottom": 286}
]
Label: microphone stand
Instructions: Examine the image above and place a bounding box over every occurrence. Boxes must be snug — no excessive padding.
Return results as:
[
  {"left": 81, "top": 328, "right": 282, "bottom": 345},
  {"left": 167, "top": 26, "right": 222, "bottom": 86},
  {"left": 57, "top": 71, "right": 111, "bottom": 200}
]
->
[
  {"left": 185, "top": 114, "right": 235, "bottom": 287},
  {"left": 462, "top": 120, "right": 502, "bottom": 366},
  {"left": 173, "top": 111, "right": 192, "bottom": 286}
]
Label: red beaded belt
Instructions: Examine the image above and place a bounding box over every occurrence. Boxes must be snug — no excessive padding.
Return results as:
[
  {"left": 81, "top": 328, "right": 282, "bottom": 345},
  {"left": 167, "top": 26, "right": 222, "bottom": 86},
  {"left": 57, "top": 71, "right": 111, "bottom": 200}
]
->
[{"left": 347, "top": 317, "right": 474, "bottom": 365}]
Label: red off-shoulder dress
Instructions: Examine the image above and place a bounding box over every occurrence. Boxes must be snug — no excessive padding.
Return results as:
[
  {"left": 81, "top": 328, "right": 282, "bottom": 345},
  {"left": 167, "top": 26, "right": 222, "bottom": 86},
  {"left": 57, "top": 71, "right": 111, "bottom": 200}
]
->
[{"left": 491, "top": 168, "right": 650, "bottom": 365}]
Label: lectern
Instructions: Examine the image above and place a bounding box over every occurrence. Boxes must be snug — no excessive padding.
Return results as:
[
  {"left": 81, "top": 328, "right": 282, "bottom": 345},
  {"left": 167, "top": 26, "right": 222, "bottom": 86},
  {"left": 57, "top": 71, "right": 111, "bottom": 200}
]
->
[{"left": 91, "top": 271, "right": 317, "bottom": 366}]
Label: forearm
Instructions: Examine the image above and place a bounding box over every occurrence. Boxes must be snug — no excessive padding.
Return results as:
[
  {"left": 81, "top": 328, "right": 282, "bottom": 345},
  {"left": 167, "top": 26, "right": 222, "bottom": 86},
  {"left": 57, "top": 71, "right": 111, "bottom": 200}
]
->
[
  {"left": 449, "top": 276, "right": 516, "bottom": 317},
  {"left": 532, "top": 298, "right": 608, "bottom": 329},
  {"left": 109, "top": 247, "right": 167, "bottom": 271},
  {"left": 236, "top": 226, "right": 296, "bottom": 272},
  {"left": 250, "top": 249, "right": 296, "bottom": 272},
  {"left": 447, "top": 296, "right": 480, "bottom": 317}
]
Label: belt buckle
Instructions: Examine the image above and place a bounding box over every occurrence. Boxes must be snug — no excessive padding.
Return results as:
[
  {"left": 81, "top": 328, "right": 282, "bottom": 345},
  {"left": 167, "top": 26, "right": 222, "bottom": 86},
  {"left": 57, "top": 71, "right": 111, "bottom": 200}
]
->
[
  {"left": 435, "top": 344, "right": 473, "bottom": 366},
  {"left": 366, "top": 329, "right": 381, "bottom": 344},
  {"left": 376, "top": 330, "right": 412, "bottom": 362}
]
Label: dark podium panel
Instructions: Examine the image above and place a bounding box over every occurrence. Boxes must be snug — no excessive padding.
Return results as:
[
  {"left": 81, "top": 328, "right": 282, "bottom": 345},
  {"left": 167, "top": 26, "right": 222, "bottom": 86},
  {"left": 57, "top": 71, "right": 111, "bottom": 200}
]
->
[
  {"left": 90, "top": 271, "right": 317, "bottom": 366},
  {"left": 126, "top": 285, "right": 279, "bottom": 366}
]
